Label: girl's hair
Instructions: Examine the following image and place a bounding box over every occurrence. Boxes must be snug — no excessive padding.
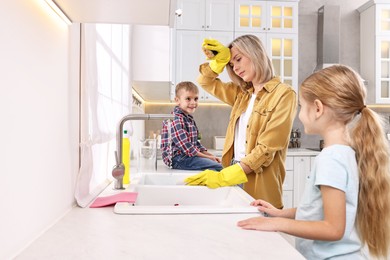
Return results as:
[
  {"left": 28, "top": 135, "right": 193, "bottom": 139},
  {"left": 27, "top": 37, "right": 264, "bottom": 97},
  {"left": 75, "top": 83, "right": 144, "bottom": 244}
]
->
[
  {"left": 175, "top": 81, "right": 198, "bottom": 97},
  {"left": 300, "top": 65, "right": 390, "bottom": 258},
  {"left": 226, "top": 35, "right": 274, "bottom": 92}
]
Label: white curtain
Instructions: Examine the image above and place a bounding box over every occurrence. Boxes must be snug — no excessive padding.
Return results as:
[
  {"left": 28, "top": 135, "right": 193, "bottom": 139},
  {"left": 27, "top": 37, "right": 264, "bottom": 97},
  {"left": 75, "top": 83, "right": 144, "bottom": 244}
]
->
[{"left": 75, "top": 23, "right": 133, "bottom": 207}]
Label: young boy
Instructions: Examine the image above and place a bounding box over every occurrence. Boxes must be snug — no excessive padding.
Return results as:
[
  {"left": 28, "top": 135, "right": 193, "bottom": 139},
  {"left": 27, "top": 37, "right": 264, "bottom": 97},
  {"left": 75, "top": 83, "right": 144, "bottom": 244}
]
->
[{"left": 160, "top": 81, "right": 222, "bottom": 171}]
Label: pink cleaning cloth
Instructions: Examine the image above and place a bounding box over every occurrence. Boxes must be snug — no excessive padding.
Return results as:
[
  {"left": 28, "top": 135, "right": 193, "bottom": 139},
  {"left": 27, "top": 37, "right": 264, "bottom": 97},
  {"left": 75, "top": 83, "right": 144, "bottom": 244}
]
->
[{"left": 90, "top": 192, "right": 138, "bottom": 208}]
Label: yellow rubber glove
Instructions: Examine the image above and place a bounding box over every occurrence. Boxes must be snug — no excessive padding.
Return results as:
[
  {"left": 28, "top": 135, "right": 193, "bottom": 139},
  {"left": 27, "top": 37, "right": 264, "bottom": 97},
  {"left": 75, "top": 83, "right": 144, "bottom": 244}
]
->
[
  {"left": 185, "top": 164, "right": 248, "bottom": 188},
  {"left": 202, "top": 38, "right": 231, "bottom": 74}
]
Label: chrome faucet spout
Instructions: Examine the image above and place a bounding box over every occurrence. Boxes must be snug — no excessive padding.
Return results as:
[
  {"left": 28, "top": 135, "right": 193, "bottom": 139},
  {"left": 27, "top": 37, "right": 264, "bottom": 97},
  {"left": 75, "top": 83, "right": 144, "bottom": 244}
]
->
[{"left": 112, "top": 113, "right": 174, "bottom": 189}]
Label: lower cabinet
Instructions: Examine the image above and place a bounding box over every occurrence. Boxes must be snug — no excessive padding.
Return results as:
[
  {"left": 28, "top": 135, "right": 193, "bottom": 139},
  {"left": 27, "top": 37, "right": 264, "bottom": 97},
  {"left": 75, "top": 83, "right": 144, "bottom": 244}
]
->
[
  {"left": 283, "top": 154, "right": 316, "bottom": 208},
  {"left": 282, "top": 156, "right": 294, "bottom": 208}
]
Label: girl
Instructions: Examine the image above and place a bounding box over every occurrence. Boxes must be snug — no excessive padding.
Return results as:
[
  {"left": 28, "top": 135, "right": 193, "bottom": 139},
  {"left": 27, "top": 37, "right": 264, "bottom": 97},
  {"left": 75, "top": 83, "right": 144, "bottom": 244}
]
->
[{"left": 237, "top": 65, "right": 390, "bottom": 259}]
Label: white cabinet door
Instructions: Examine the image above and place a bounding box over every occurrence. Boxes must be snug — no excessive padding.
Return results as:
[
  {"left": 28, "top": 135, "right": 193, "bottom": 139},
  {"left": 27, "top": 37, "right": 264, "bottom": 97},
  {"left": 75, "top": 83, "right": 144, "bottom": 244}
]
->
[
  {"left": 376, "top": 4, "right": 390, "bottom": 35},
  {"left": 176, "top": 0, "right": 205, "bottom": 30},
  {"left": 265, "top": 1, "right": 298, "bottom": 33},
  {"left": 176, "top": 0, "right": 234, "bottom": 31},
  {"left": 175, "top": 30, "right": 233, "bottom": 102},
  {"left": 132, "top": 25, "right": 170, "bottom": 82},
  {"left": 375, "top": 35, "right": 390, "bottom": 103},
  {"left": 293, "top": 156, "right": 311, "bottom": 207},
  {"left": 235, "top": 1, "right": 267, "bottom": 32},
  {"left": 235, "top": 1, "right": 298, "bottom": 33},
  {"left": 233, "top": 32, "right": 298, "bottom": 93},
  {"left": 266, "top": 33, "right": 298, "bottom": 92},
  {"left": 283, "top": 156, "right": 294, "bottom": 190},
  {"left": 282, "top": 156, "right": 294, "bottom": 208},
  {"left": 360, "top": 3, "right": 390, "bottom": 104},
  {"left": 282, "top": 190, "right": 293, "bottom": 209},
  {"left": 206, "top": 0, "right": 235, "bottom": 31}
]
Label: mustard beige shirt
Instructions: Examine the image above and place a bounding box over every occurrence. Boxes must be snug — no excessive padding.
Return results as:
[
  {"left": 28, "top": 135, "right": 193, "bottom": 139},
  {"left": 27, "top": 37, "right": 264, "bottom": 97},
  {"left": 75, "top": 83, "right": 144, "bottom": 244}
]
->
[{"left": 197, "top": 63, "right": 297, "bottom": 208}]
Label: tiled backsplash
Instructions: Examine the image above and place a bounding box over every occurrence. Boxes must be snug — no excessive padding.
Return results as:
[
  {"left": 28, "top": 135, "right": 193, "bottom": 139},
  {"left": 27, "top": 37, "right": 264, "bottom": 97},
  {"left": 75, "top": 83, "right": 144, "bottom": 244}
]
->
[
  {"left": 144, "top": 104, "right": 390, "bottom": 150},
  {"left": 144, "top": 103, "right": 231, "bottom": 149}
]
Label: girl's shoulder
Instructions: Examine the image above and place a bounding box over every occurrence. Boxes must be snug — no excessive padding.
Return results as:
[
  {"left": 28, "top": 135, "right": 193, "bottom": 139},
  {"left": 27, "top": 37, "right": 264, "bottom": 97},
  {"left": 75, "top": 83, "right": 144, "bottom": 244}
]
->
[{"left": 317, "top": 145, "right": 355, "bottom": 164}]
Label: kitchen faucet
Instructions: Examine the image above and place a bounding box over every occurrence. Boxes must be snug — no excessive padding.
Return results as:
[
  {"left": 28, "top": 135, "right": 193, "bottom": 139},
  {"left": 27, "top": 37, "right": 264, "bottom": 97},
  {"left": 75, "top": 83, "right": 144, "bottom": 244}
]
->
[{"left": 112, "top": 113, "right": 174, "bottom": 189}]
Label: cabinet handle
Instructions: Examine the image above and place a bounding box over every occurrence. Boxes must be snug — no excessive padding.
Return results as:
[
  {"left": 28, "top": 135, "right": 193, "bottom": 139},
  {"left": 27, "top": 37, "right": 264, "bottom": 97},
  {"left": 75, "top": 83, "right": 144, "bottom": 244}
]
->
[
  {"left": 206, "top": 25, "right": 209, "bottom": 28},
  {"left": 202, "top": 25, "right": 205, "bottom": 28}
]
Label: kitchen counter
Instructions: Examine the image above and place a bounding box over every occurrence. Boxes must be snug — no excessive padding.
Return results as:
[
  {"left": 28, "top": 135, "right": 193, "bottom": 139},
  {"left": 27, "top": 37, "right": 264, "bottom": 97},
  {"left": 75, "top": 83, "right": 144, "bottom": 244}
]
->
[
  {"left": 209, "top": 148, "right": 321, "bottom": 157},
  {"left": 287, "top": 148, "right": 321, "bottom": 156},
  {"left": 15, "top": 160, "right": 308, "bottom": 259},
  {"left": 16, "top": 199, "right": 304, "bottom": 260}
]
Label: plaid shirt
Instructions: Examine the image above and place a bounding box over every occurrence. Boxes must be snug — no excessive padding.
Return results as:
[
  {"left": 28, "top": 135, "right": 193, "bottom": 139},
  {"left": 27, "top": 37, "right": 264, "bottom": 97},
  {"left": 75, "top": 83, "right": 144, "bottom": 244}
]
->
[{"left": 160, "top": 106, "right": 206, "bottom": 167}]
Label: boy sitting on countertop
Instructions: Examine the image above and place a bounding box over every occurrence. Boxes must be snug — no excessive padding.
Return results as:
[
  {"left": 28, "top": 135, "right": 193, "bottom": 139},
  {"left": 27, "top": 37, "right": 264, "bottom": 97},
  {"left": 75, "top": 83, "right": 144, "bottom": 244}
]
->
[{"left": 160, "top": 81, "right": 222, "bottom": 171}]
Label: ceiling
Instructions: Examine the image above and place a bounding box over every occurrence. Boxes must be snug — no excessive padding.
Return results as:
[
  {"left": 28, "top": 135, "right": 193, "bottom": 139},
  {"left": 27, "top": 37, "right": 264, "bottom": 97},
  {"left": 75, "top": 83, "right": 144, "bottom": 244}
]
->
[{"left": 54, "top": 0, "right": 171, "bottom": 25}]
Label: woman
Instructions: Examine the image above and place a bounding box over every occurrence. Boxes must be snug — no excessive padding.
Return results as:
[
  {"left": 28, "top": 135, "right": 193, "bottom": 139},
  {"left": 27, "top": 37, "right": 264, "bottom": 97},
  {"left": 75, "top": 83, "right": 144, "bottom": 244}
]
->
[{"left": 185, "top": 35, "right": 297, "bottom": 209}]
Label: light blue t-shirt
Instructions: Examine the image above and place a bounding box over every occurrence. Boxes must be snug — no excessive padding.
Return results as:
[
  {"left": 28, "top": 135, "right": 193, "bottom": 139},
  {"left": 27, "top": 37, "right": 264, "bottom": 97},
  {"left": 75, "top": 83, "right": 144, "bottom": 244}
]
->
[{"left": 295, "top": 145, "right": 366, "bottom": 260}]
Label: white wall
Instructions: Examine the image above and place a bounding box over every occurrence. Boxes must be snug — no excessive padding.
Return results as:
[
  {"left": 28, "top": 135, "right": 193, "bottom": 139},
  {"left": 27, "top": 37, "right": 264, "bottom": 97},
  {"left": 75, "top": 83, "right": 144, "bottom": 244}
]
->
[
  {"left": 0, "top": 1, "right": 79, "bottom": 259},
  {"left": 295, "top": 0, "right": 368, "bottom": 148}
]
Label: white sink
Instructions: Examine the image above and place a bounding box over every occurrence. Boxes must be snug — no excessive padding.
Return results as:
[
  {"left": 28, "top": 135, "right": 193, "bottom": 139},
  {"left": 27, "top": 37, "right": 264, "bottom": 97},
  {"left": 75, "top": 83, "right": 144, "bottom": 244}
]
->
[
  {"left": 136, "top": 172, "right": 192, "bottom": 185},
  {"left": 114, "top": 185, "right": 259, "bottom": 215}
]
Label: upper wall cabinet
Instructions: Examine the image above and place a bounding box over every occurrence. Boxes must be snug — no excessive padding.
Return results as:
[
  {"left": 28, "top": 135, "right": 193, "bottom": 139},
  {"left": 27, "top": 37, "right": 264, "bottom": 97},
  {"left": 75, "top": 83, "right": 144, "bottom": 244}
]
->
[
  {"left": 234, "top": 0, "right": 299, "bottom": 92},
  {"left": 132, "top": 25, "right": 171, "bottom": 82},
  {"left": 176, "top": 0, "right": 234, "bottom": 31},
  {"left": 359, "top": 1, "right": 390, "bottom": 104},
  {"left": 174, "top": 30, "right": 234, "bottom": 102},
  {"left": 235, "top": 1, "right": 298, "bottom": 34},
  {"left": 235, "top": 32, "right": 298, "bottom": 91},
  {"left": 172, "top": 0, "right": 299, "bottom": 102},
  {"left": 55, "top": 0, "right": 171, "bottom": 25},
  {"left": 172, "top": 0, "right": 235, "bottom": 102}
]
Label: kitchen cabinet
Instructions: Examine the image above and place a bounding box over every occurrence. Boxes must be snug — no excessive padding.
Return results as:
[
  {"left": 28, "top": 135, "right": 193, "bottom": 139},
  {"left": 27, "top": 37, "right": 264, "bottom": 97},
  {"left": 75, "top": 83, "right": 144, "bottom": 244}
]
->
[
  {"left": 132, "top": 25, "right": 171, "bottom": 82},
  {"left": 359, "top": 1, "right": 390, "bottom": 104},
  {"left": 235, "top": 31, "right": 298, "bottom": 91},
  {"left": 284, "top": 151, "right": 317, "bottom": 208},
  {"left": 234, "top": 0, "right": 299, "bottom": 92},
  {"left": 173, "top": 21, "right": 234, "bottom": 102},
  {"left": 173, "top": 0, "right": 234, "bottom": 102},
  {"left": 131, "top": 25, "right": 173, "bottom": 102},
  {"left": 234, "top": 1, "right": 298, "bottom": 34},
  {"left": 176, "top": 0, "right": 234, "bottom": 31},
  {"left": 292, "top": 156, "right": 311, "bottom": 207},
  {"left": 172, "top": 0, "right": 298, "bottom": 102},
  {"left": 283, "top": 156, "right": 294, "bottom": 208}
]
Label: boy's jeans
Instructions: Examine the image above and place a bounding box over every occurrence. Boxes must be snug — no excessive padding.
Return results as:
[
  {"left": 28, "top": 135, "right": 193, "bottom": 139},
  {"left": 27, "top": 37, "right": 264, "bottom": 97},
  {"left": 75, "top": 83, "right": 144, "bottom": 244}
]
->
[{"left": 172, "top": 154, "right": 223, "bottom": 171}]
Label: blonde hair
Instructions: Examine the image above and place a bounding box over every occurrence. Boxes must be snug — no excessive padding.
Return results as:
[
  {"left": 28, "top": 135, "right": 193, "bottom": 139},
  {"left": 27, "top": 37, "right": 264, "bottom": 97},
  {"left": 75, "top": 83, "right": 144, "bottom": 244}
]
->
[
  {"left": 300, "top": 65, "right": 390, "bottom": 258},
  {"left": 175, "top": 81, "right": 198, "bottom": 97},
  {"left": 226, "top": 35, "right": 274, "bottom": 92}
]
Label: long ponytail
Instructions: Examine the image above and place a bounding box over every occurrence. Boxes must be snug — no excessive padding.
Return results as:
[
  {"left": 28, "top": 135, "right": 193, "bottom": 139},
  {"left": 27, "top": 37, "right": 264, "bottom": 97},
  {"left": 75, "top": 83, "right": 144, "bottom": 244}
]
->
[{"left": 350, "top": 107, "right": 390, "bottom": 258}]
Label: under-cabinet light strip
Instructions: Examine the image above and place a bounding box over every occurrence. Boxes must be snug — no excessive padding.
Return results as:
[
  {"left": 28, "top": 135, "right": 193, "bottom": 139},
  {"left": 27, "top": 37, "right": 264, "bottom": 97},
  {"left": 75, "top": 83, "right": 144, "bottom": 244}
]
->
[{"left": 45, "top": 0, "right": 72, "bottom": 25}]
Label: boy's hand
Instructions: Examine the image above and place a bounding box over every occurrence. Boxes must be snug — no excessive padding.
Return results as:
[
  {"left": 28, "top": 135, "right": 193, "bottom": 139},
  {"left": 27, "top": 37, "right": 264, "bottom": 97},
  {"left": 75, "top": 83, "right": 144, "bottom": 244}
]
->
[
  {"left": 202, "top": 38, "right": 231, "bottom": 74},
  {"left": 208, "top": 155, "right": 221, "bottom": 163},
  {"left": 184, "top": 164, "right": 247, "bottom": 188},
  {"left": 214, "top": 157, "right": 222, "bottom": 163}
]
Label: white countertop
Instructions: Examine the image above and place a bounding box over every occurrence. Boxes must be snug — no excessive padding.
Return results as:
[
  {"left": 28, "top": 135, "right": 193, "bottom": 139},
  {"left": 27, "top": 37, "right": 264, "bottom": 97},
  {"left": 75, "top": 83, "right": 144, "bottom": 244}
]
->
[
  {"left": 16, "top": 203, "right": 304, "bottom": 260},
  {"left": 16, "top": 152, "right": 318, "bottom": 259},
  {"left": 287, "top": 148, "right": 321, "bottom": 156},
  {"left": 208, "top": 148, "right": 320, "bottom": 157}
]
